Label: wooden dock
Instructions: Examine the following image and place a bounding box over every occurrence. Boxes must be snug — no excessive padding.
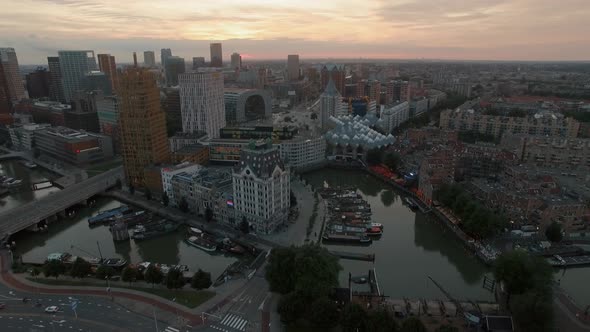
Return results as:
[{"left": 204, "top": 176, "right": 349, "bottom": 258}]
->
[{"left": 329, "top": 250, "right": 375, "bottom": 262}]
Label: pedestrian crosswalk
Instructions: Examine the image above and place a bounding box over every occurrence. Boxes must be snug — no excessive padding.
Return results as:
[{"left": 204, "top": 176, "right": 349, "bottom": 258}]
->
[
  {"left": 211, "top": 313, "right": 248, "bottom": 332},
  {"left": 163, "top": 326, "right": 179, "bottom": 332}
]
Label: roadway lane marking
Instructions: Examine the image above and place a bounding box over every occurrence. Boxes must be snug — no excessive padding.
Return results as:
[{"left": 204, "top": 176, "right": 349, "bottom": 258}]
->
[{"left": 237, "top": 320, "right": 247, "bottom": 331}]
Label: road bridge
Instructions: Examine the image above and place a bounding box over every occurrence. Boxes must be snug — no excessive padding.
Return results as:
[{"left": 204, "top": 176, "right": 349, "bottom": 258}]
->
[{"left": 0, "top": 167, "right": 124, "bottom": 241}]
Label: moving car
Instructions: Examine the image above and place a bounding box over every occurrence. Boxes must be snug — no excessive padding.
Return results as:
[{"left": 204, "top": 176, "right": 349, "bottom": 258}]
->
[{"left": 45, "top": 306, "right": 59, "bottom": 313}]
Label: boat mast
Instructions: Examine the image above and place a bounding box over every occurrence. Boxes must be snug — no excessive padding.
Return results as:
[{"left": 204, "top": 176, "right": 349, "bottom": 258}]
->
[{"left": 96, "top": 241, "right": 104, "bottom": 261}]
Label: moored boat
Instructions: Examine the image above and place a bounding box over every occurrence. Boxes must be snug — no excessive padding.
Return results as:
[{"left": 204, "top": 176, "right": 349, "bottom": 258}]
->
[
  {"left": 185, "top": 235, "right": 217, "bottom": 252},
  {"left": 131, "top": 220, "right": 180, "bottom": 240},
  {"left": 322, "top": 233, "right": 372, "bottom": 244},
  {"left": 366, "top": 226, "right": 383, "bottom": 236},
  {"left": 404, "top": 197, "right": 418, "bottom": 210},
  {"left": 101, "top": 257, "right": 127, "bottom": 268},
  {"left": 88, "top": 205, "right": 131, "bottom": 225}
]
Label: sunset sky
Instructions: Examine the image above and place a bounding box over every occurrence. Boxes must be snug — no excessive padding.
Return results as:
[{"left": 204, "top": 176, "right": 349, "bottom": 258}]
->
[{"left": 2, "top": 0, "right": 589, "bottom": 64}]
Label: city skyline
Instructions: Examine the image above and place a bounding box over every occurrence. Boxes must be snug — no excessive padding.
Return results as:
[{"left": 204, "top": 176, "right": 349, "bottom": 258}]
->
[{"left": 1, "top": 0, "right": 589, "bottom": 64}]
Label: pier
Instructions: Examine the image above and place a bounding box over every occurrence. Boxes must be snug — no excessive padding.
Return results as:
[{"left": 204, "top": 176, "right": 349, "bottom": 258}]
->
[{"left": 329, "top": 250, "right": 375, "bottom": 262}]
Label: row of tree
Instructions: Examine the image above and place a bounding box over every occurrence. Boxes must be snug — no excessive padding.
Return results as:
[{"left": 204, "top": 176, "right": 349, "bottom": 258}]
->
[
  {"left": 34, "top": 259, "right": 212, "bottom": 291},
  {"left": 437, "top": 183, "right": 508, "bottom": 239}
]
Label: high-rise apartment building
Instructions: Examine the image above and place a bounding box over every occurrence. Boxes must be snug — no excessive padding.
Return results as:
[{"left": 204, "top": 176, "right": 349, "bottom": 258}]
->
[
  {"left": 47, "top": 56, "right": 65, "bottom": 102},
  {"left": 287, "top": 54, "right": 299, "bottom": 81},
  {"left": 192, "top": 57, "right": 205, "bottom": 70},
  {"left": 118, "top": 68, "right": 170, "bottom": 187},
  {"left": 0, "top": 48, "right": 25, "bottom": 102},
  {"left": 143, "top": 51, "right": 156, "bottom": 67},
  {"left": 232, "top": 141, "right": 290, "bottom": 234},
  {"left": 97, "top": 54, "right": 118, "bottom": 94},
  {"left": 231, "top": 53, "right": 242, "bottom": 70},
  {"left": 164, "top": 56, "right": 185, "bottom": 86},
  {"left": 210, "top": 43, "right": 223, "bottom": 67},
  {"left": 58, "top": 50, "right": 97, "bottom": 102},
  {"left": 179, "top": 70, "right": 225, "bottom": 138},
  {"left": 161, "top": 48, "right": 172, "bottom": 67},
  {"left": 319, "top": 79, "right": 342, "bottom": 130}
]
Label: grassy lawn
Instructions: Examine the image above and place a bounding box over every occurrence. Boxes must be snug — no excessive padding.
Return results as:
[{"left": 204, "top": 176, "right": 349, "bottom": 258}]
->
[
  {"left": 84, "top": 159, "right": 123, "bottom": 176},
  {"left": 26, "top": 277, "right": 215, "bottom": 308}
]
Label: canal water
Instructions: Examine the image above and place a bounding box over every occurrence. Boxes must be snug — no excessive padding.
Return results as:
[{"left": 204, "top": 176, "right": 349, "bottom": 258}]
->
[
  {"left": 0, "top": 160, "right": 60, "bottom": 211},
  {"left": 303, "top": 169, "right": 590, "bottom": 305},
  {"left": 10, "top": 197, "right": 237, "bottom": 279}
]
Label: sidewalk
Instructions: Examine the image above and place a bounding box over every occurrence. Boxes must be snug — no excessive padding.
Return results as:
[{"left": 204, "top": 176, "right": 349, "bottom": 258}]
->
[{"left": 0, "top": 251, "right": 250, "bottom": 327}]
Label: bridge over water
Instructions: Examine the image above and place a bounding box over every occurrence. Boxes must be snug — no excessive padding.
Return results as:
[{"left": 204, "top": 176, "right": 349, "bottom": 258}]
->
[{"left": 0, "top": 167, "right": 124, "bottom": 240}]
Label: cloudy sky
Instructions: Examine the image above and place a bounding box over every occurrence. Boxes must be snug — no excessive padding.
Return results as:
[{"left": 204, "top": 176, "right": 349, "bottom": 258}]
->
[{"left": 1, "top": 0, "right": 589, "bottom": 64}]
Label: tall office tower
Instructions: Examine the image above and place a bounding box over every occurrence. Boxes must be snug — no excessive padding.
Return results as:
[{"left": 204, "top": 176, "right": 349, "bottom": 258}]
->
[
  {"left": 47, "top": 57, "right": 65, "bottom": 102},
  {"left": 65, "top": 90, "right": 100, "bottom": 133},
  {"left": 118, "top": 68, "right": 170, "bottom": 187},
  {"left": 192, "top": 57, "right": 205, "bottom": 70},
  {"left": 161, "top": 48, "right": 172, "bottom": 67},
  {"left": 58, "top": 50, "right": 97, "bottom": 102},
  {"left": 0, "top": 63, "right": 12, "bottom": 116},
  {"left": 232, "top": 141, "right": 290, "bottom": 234},
  {"left": 179, "top": 70, "right": 225, "bottom": 138},
  {"left": 97, "top": 54, "right": 118, "bottom": 94},
  {"left": 319, "top": 79, "right": 342, "bottom": 130},
  {"left": 164, "top": 56, "right": 185, "bottom": 86},
  {"left": 143, "top": 51, "right": 156, "bottom": 67},
  {"left": 321, "top": 64, "right": 345, "bottom": 95},
  {"left": 132, "top": 52, "right": 138, "bottom": 67},
  {"left": 287, "top": 54, "right": 300, "bottom": 81},
  {"left": 230, "top": 53, "right": 242, "bottom": 70},
  {"left": 210, "top": 43, "right": 223, "bottom": 67},
  {"left": 80, "top": 71, "right": 112, "bottom": 95},
  {"left": 25, "top": 68, "right": 51, "bottom": 99},
  {"left": 0, "top": 48, "right": 25, "bottom": 102}
]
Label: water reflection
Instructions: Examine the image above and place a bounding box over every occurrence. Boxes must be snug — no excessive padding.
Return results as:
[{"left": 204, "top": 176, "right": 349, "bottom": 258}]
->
[
  {"left": 0, "top": 160, "right": 60, "bottom": 212},
  {"left": 303, "top": 169, "right": 492, "bottom": 300},
  {"left": 413, "top": 212, "right": 486, "bottom": 284}
]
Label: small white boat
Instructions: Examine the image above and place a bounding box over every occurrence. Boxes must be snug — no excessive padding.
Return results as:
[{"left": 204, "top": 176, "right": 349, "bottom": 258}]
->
[{"left": 188, "top": 227, "right": 203, "bottom": 235}]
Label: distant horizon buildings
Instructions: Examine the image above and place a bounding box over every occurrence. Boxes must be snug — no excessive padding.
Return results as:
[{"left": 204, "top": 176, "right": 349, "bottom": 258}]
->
[
  {"left": 118, "top": 67, "right": 170, "bottom": 187},
  {"left": 321, "top": 63, "right": 345, "bottom": 95},
  {"left": 160, "top": 48, "right": 172, "bottom": 67},
  {"left": 164, "top": 56, "right": 185, "bottom": 86},
  {"left": 210, "top": 43, "right": 223, "bottom": 68},
  {"left": 192, "top": 57, "right": 205, "bottom": 70},
  {"left": 179, "top": 70, "right": 225, "bottom": 138},
  {"left": 0, "top": 48, "right": 25, "bottom": 102},
  {"left": 58, "top": 50, "right": 97, "bottom": 102},
  {"left": 97, "top": 53, "right": 118, "bottom": 94},
  {"left": 287, "top": 54, "right": 299, "bottom": 81},
  {"left": 143, "top": 51, "right": 156, "bottom": 67},
  {"left": 231, "top": 52, "right": 242, "bottom": 70}
]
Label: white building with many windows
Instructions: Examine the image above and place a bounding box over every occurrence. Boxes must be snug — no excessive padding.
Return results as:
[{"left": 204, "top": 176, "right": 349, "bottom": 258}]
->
[
  {"left": 232, "top": 141, "right": 290, "bottom": 234},
  {"left": 179, "top": 70, "right": 225, "bottom": 138},
  {"left": 279, "top": 135, "right": 326, "bottom": 170},
  {"left": 379, "top": 101, "right": 409, "bottom": 133}
]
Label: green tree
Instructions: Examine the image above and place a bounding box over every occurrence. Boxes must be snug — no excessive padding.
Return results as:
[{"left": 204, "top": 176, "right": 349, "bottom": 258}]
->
[
  {"left": 144, "top": 265, "right": 164, "bottom": 287},
  {"left": 30, "top": 267, "right": 41, "bottom": 279},
  {"left": 190, "top": 269, "right": 212, "bottom": 290},
  {"left": 239, "top": 216, "right": 249, "bottom": 234},
  {"left": 366, "top": 148, "right": 383, "bottom": 165},
  {"left": 307, "top": 296, "right": 340, "bottom": 328},
  {"left": 70, "top": 257, "right": 92, "bottom": 279},
  {"left": 277, "top": 292, "right": 305, "bottom": 323},
  {"left": 161, "top": 192, "right": 169, "bottom": 207},
  {"left": 340, "top": 303, "right": 369, "bottom": 332},
  {"left": 435, "top": 325, "right": 459, "bottom": 332},
  {"left": 383, "top": 152, "right": 401, "bottom": 171},
  {"left": 178, "top": 197, "right": 189, "bottom": 213},
  {"left": 43, "top": 260, "right": 66, "bottom": 279},
  {"left": 165, "top": 268, "right": 186, "bottom": 290},
  {"left": 545, "top": 221, "right": 563, "bottom": 243},
  {"left": 380, "top": 189, "right": 395, "bottom": 207},
  {"left": 121, "top": 266, "right": 138, "bottom": 285},
  {"left": 144, "top": 188, "right": 152, "bottom": 200},
  {"left": 205, "top": 207, "right": 214, "bottom": 222},
  {"left": 510, "top": 289, "right": 554, "bottom": 332},
  {"left": 367, "top": 308, "right": 399, "bottom": 332},
  {"left": 95, "top": 265, "right": 114, "bottom": 280},
  {"left": 400, "top": 317, "right": 426, "bottom": 332},
  {"left": 494, "top": 251, "right": 534, "bottom": 296},
  {"left": 310, "top": 113, "right": 318, "bottom": 120},
  {"left": 290, "top": 191, "right": 297, "bottom": 207}
]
